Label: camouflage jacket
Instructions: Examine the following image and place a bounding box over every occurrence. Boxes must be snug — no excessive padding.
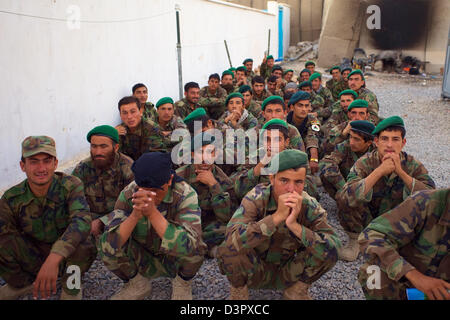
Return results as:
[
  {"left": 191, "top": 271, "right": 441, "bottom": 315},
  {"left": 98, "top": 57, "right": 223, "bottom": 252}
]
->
[
  {"left": 310, "top": 91, "right": 331, "bottom": 121},
  {"left": 359, "top": 188, "right": 449, "bottom": 282},
  {"left": 256, "top": 122, "right": 305, "bottom": 152},
  {"left": 252, "top": 89, "right": 272, "bottom": 104},
  {"left": 71, "top": 152, "right": 134, "bottom": 219},
  {"left": 319, "top": 140, "right": 374, "bottom": 191},
  {"left": 199, "top": 86, "right": 228, "bottom": 120},
  {"left": 246, "top": 100, "right": 263, "bottom": 121},
  {"left": 0, "top": 172, "right": 92, "bottom": 258},
  {"left": 174, "top": 98, "right": 201, "bottom": 121},
  {"left": 175, "top": 164, "right": 238, "bottom": 226},
  {"left": 259, "top": 62, "right": 272, "bottom": 80},
  {"left": 323, "top": 101, "right": 348, "bottom": 135},
  {"left": 340, "top": 150, "right": 436, "bottom": 216},
  {"left": 142, "top": 102, "right": 156, "bottom": 121},
  {"left": 223, "top": 183, "right": 341, "bottom": 265},
  {"left": 322, "top": 121, "right": 349, "bottom": 155},
  {"left": 153, "top": 114, "right": 187, "bottom": 152},
  {"left": 326, "top": 79, "right": 348, "bottom": 101},
  {"left": 286, "top": 112, "right": 320, "bottom": 150},
  {"left": 316, "top": 86, "right": 334, "bottom": 109},
  {"left": 100, "top": 180, "right": 206, "bottom": 258},
  {"left": 356, "top": 87, "right": 380, "bottom": 125},
  {"left": 217, "top": 109, "right": 258, "bottom": 131}
]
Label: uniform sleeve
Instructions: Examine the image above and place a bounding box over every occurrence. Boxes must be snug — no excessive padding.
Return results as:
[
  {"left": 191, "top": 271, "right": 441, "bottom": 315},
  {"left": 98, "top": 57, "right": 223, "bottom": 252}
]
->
[
  {"left": 319, "top": 144, "right": 347, "bottom": 191},
  {"left": 304, "top": 123, "right": 320, "bottom": 150},
  {"left": 209, "top": 182, "right": 234, "bottom": 224},
  {"left": 0, "top": 198, "right": 19, "bottom": 236},
  {"left": 340, "top": 158, "right": 373, "bottom": 208},
  {"left": 403, "top": 160, "right": 436, "bottom": 198},
  {"left": 233, "top": 166, "right": 261, "bottom": 200}
]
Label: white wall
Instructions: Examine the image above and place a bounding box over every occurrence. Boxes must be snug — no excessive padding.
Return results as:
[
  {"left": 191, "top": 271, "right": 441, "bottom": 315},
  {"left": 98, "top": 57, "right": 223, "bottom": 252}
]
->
[{"left": 0, "top": 0, "right": 277, "bottom": 192}]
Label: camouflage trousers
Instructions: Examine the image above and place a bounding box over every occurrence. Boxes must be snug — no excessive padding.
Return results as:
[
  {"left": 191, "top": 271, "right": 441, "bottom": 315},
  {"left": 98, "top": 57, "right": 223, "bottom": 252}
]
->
[
  {"left": 217, "top": 246, "right": 337, "bottom": 289},
  {"left": 335, "top": 191, "right": 376, "bottom": 234},
  {"left": 98, "top": 238, "right": 204, "bottom": 282},
  {"left": 203, "top": 221, "right": 226, "bottom": 249},
  {"left": 319, "top": 174, "right": 339, "bottom": 199},
  {"left": 0, "top": 232, "right": 96, "bottom": 295},
  {"left": 358, "top": 256, "right": 412, "bottom": 300}
]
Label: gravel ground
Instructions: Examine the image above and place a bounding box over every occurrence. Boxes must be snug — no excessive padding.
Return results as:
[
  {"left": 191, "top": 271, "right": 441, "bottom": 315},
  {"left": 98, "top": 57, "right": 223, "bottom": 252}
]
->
[{"left": 4, "top": 67, "right": 449, "bottom": 301}]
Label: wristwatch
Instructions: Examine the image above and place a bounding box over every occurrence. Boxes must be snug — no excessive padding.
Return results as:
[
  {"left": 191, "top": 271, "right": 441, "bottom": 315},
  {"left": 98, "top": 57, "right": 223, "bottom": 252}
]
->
[{"left": 310, "top": 158, "right": 319, "bottom": 163}]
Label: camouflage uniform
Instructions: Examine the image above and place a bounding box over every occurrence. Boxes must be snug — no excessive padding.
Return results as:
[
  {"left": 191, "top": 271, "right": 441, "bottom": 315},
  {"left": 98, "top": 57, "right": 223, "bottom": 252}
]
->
[
  {"left": 98, "top": 180, "right": 206, "bottom": 281},
  {"left": 142, "top": 102, "right": 156, "bottom": 121},
  {"left": 217, "top": 184, "right": 340, "bottom": 289},
  {"left": 246, "top": 71, "right": 256, "bottom": 85},
  {"left": 71, "top": 152, "right": 134, "bottom": 220},
  {"left": 153, "top": 114, "right": 187, "bottom": 152},
  {"left": 175, "top": 164, "right": 239, "bottom": 248},
  {"left": 252, "top": 89, "right": 272, "bottom": 105},
  {"left": 0, "top": 173, "right": 96, "bottom": 295},
  {"left": 310, "top": 91, "right": 331, "bottom": 122},
  {"left": 326, "top": 79, "right": 348, "bottom": 101},
  {"left": 322, "top": 121, "right": 349, "bottom": 155},
  {"left": 358, "top": 188, "right": 449, "bottom": 300},
  {"left": 174, "top": 98, "right": 201, "bottom": 121},
  {"left": 259, "top": 62, "right": 272, "bottom": 80},
  {"left": 356, "top": 87, "right": 380, "bottom": 125},
  {"left": 286, "top": 112, "right": 320, "bottom": 152},
  {"left": 217, "top": 110, "right": 258, "bottom": 131},
  {"left": 199, "top": 86, "right": 228, "bottom": 120},
  {"left": 319, "top": 140, "right": 374, "bottom": 198},
  {"left": 336, "top": 150, "right": 436, "bottom": 233},
  {"left": 322, "top": 101, "right": 348, "bottom": 136},
  {"left": 316, "top": 86, "right": 334, "bottom": 109},
  {"left": 246, "top": 100, "right": 263, "bottom": 121}
]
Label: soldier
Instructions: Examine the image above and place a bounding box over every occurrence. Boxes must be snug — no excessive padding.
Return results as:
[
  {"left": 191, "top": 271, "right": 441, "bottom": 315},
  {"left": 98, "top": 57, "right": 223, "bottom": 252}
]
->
[
  {"left": 336, "top": 116, "right": 436, "bottom": 261},
  {"left": 238, "top": 85, "right": 263, "bottom": 121},
  {"left": 221, "top": 70, "right": 235, "bottom": 94},
  {"left": 174, "top": 82, "right": 201, "bottom": 120},
  {"left": 176, "top": 132, "right": 238, "bottom": 258},
  {"left": 286, "top": 91, "right": 321, "bottom": 174},
  {"left": 310, "top": 72, "right": 334, "bottom": 110},
  {"left": 326, "top": 66, "right": 343, "bottom": 100},
  {"left": 251, "top": 75, "right": 272, "bottom": 105},
  {"left": 333, "top": 67, "right": 352, "bottom": 96},
  {"left": 271, "top": 66, "right": 286, "bottom": 92},
  {"left": 284, "top": 82, "right": 298, "bottom": 95},
  {"left": 115, "top": 96, "right": 163, "bottom": 161},
  {"left": 298, "top": 80, "right": 313, "bottom": 94},
  {"left": 218, "top": 92, "right": 258, "bottom": 131},
  {"left": 0, "top": 136, "right": 96, "bottom": 300},
  {"left": 267, "top": 75, "right": 283, "bottom": 97},
  {"left": 260, "top": 54, "right": 275, "bottom": 80},
  {"left": 322, "top": 99, "right": 370, "bottom": 155},
  {"left": 358, "top": 188, "right": 450, "bottom": 300},
  {"left": 235, "top": 66, "right": 249, "bottom": 88},
  {"left": 99, "top": 152, "right": 206, "bottom": 300},
  {"left": 319, "top": 120, "right": 375, "bottom": 199},
  {"left": 347, "top": 69, "right": 380, "bottom": 124},
  {"left": 72, "top": 125, "right": 134, "bottom": 237},
  {"left": 217, "top": 149, "right": 341, "bottom": 300},
  {"left": 298, "top": 69, "right": 311, "bottom": 83},
  {"left": 283, "top": 69, "right": 294, "bottom": 83},
  {"left": 199, "top": 73, "right": 228, "bottom": 120},
  {"left": 323, "top": 89, "right": 358, "bottom": 135},
  {"left": 132, "top": 83, "right": 155, "bottom": 121},
  {"left": 243, "top": 58, "right": 255, "bottom": 83},
  {"left": 305, "top": 61, "right": 316, "bottom": 73}
]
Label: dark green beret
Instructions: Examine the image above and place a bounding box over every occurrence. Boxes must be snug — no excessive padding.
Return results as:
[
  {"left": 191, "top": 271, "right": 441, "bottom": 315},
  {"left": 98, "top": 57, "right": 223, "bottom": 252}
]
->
[
  {"left": 348, "top": 69, "right": 365, "bottom": 81},
  {"left": 225, "top": 92, "right": 244, "bottom": 106},
  {"left": 298, "top": 80, "right": 312, "bottom": 89},
  {"left": 238, "top": 85, "right": 252, "bottom": 93},
  {"left": 229, "top": 67, "right": 236, "bottom": 72},
  {"left": 341, "top": 67, "right": 352, "bottom": 74},
  {"left": 283, "top": 69, "right": 294, "bottom": 75},
  {"left": 305, "top": 61, "right": 315, "bottom": 67},
  {"left": 222, "top": 70, "right": 234, "bottom": 79},
  {"left": 267, "top": 55, "right": 274, "bottom": 60},
  {"left": 269, "top": 149, "right": 308, "bottom": 174},
  {"left": 236, "top": 66, "right": 246, "bottom": 72},
  {"left": 261, "top": 95, "right": 284, "bottom": 111},
  {"left": 243, "top": 58, "right": 253, "bottom": 64},
  {"left": 372, "top": 116, "right": 405, "bottom": 136},
  {"left": 191, "top": 132, "right": 216, "bottom": 152},
  {"left": 309, "top": 72, "right": 322, "bottom": 82},
  {"left": 300, "top": 69, "right": 311, "bottom": 75},
  {"left": 329, "top": 65, "right": 341, "bottom": 73},
  {"left": 261, "top": 118, "right": 288, "bottom": 131},
  {"left": 350, "top": 120, "right": 375, "bottom": 138},
  {"left": 184, "top": 108, "right": 207, "bottom": 124},
  {"left": 339, "top": 89, "right": 358, "bottom": 99},
  {"left": 87, "top": 125, "right": 119, "bottom": 144},
  {"left": 155, "top": 97, "right": 174, "bottom": 109},
  {"left": 348, "top": 99, "right": 368, "bottom": 111},
  {"left": 289, "top": 90, "right": 311, "bottom": 106}
]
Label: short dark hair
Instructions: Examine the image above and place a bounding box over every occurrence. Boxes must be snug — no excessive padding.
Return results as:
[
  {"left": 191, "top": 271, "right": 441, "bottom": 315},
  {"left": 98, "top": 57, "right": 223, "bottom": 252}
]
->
[
  {"left": 351, "top": 130, "right": 374, "bottom": 142},
  {"left": 184, "top": 82, "right": 200, "bottom": 92},
  {"left": 377, "top": 126, "right": 406, "bottom": 139},
  {"left": 272, "top": 66, "right": 282, "bottom": 73},
  {"left": 252, "top": 76, "right": 265, "bottom": 85},
  {"left": 264, "top": 125, "right": 289, "bottom": 140},
  {"left": 132, "top": 83, "right": 147, "bottom": 94},
  {"left": 186, "top": 115, "right": 211, "bottom": 134},
  {"left": 265, "top": 99, "right": 286, "bottom": 111},
  {"left": 284, "top": 91, "right": 294, "bottom": 101},
  {"left": 268, "top": 75, "right": 278, "bottom": 83},
  {"left": 208, "top": 73, "right": 220, "bottom": 81},
  {"left": 118, "top": 96, "right": 140, "bottom": 111}
]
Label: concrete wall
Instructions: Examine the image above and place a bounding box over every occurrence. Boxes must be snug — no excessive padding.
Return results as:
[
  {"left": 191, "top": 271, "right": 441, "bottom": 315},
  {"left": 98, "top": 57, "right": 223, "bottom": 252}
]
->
[
  {"left": 300, "top": 0, "right": 324, "bottom": 41},
  {"left": 0, "top": 0, "right": 277, "bottom": 192}
]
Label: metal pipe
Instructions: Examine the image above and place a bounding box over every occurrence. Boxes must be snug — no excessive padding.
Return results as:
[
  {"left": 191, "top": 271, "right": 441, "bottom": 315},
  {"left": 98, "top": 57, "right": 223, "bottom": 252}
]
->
[
  {"left": 268, "top": 28, "right": 271, "bottom": 55},
  {"left": 175, "top": 4, "right": 183, "bottom": 100},
  {"left": 224, "top": 40, "right": 232, "bottom": 68}
]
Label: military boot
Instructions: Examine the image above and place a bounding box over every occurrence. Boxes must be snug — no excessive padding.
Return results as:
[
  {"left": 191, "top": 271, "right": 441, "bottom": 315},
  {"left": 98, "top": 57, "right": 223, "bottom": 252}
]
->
[
  {"left": 283, "top": 281, "right": 312, "bottom": 300},
  {"left": 0, "top": 284, "right": 33, "bottom": 300},
  {"left": 60, "top": 287, "right": 82, "bottom": 300},
  {"left": 229, "top": 285, "right": 249, "bottom": 300},
  {"left": 171, "top": 275, "right": 192, "bottom": 300},
  {"left": 338, "top": 232, "right": 360, "bottom": 262},
  {"left": 110, "top": 273, "right": 151, "bottom": 300}
]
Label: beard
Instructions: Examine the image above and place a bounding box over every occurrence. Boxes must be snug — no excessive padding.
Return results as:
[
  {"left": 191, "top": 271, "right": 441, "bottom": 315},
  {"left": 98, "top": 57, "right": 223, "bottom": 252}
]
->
[
  {"left": 221, "top": 84, "right": 235, "bottom": 94},
  {"left": 92, "top": 150, "right": 115, "bottom": 170}
]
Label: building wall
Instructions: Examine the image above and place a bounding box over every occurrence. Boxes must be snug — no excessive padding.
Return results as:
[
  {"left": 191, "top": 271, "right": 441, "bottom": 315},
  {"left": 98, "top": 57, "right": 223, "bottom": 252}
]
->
[{"left": 0, "top": 0, "right": 277, "bottom": 192}]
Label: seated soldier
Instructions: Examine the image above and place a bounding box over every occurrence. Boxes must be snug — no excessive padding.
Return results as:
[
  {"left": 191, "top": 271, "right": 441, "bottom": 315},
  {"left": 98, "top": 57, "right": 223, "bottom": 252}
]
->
[
  {"left": 259, "top": 54, "right": 275, "bottom": 80},
  {"left": 334, "top": 67, "right": 352, "bottom": 95},
  {"left": 221, "top": 70, "right": 235, "bottom": 95},
  {"left": 235, "top": 66, "right": 249, "bottom": 88},
  {"left": 218, "top": 92, "right": 258, "bottom": 131},
  {"left": 115, "top": 96, "right": 163, "bottom": 161},
  {"left": 347, "top": 69, "right": 380, "bottom": 124},
  {"left": 284, "top": 91, "right": 295, "bottom": 112},
  {"left": 326, "top": 66, "right": 343, "bottom": 101},
  {"left": 283, "top": 69, "right": 294, "bottom": 83},
  {"left": 217, "top": 149, "right": 341, "bottom": 300},
  {"left": 309, "top": 72, "right": 334, "bottom": 122},
  {"left": 358, "top": 188, "right": 449, "bottom": 300},
  {"left": 298, "top": 69, "right": 312, "bottom": 83},
  {"left": 305, "top": 61, "right": 316, "bottom": 73},
  {"left": 284, "top": 82, "right": 298, "bottom": 95},
  {"left": 99, "top": 152, "right": 206, "bottom": 300},
  {"left": 174, "top": 82, "right": 201, "bottom": 120},
  {"left": 298, "top": 80, "right": 312, "bottom": 94},
  {"left": 176, "top": 132, "right": 238, "bottom": 258},
  {"left": 323, "top": 89, "right": 358, "bottom": 136},
  {"left": 243, "top": 58, "right": 255, "bottom": 84},
  {"left": 267, "top": 75, "right": 283, "bottom": 97},
  {"left": 336, "top": 116, "right": 436, "bottom": 261},
  {"left": 322, "top": 99, "right": 370, "bottom": 155},
  {"left": 319, "top": 120, "right": 375, "bottom": 199},
  {"left": 270, "top": 65, "right": 286, "bottom": 92},
  {"left": 72, "top": 125, "right": 134, "bottom": 237},
  {"left": 132, "top": 83, "right": 155, "bottom": 121},
  {"left": 0, "top": 136, "right": 96, "bottom": 300},
  {"left": 239, "top": 85, "right": 263, "bottom": 122},
  {"left": 251, "top": 75, "right": 272, "bottom": 105},
  {"left": 199, "top": 73, "right": 228, "bottom": 120}
]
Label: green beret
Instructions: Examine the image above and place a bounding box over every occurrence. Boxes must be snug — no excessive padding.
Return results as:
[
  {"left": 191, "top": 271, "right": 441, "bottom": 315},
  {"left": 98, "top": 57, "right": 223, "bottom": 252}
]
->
[
  {"left": 261, "top": 95, "right": 284, "bottom": 111},
  {"left": 243, "top": 58, "right": 253, "bottom": 64},
  {"left": 269, "top": 149, "right": 308, "bottom": 174},
  {"left": 348, "top": 69, "right": 365, "bottom": 81},
  {"left": 236, "top": 66, "right": 246, "bottom": 72},
  {"left": 298, "top": 81, "right": 312, "bottom": 89},
  {"left": 267, "top": 55, "right": 274, "bottom": 60},
  {"left": 184, "top": 108, "right": 207, "bottom": 124},
  {"left": 191, "top": 132, "right": 216, "bottom": 152},
  {"left": 283, "top": 69, "right": 294, "bottom": 75},
  {"left": 305, "top": 61, "right": 315, "bottom": 67},
  {"left": 309, "top": 72, "right": 322, "bottom": 82},
  {"left": 300, "top": 69, "right": 311, "bottom": 75},
  {"left": 350, "top": 120, "right": 375, "bottom": 138},
  {"left": 222, "top": 70, "right": 235, "bottom": 79},
  {"left": 348, "top": 99, "right": 368, "bottom": 111},
  {"left": 329, "top": 65, "right": 341, "bottom": 73},
  {"left": 272, "top": 65, "right": 282, "bottom": 72},
  {"left": 339, "top": 89, "right": 358, "bottom": 99},
  {"left": 238, "top": 85, "right": 252, "bottom": 93},
  {"left": 341, "top": 67, "right": 352, "bottom": 74},
  {"left": 87, "top": 125, "right": 119, "bottom": 144},
  {"left": 229, "top": 67, "right": 236, "bottom": 72},
  {"left": 155, "top": 97, "right": 174, "bottom": 109},
  {"left": 289, "top": 91, "right": 311, "bottom": 106},
  {"left": 261, "top": 118, "right": 288, "bottom": 131},
  {"left": 372, "top": 116, "right": 405, "bottom": 136},
  {"left": 225, "top": 92, "right": 244, "bottom": 106}
]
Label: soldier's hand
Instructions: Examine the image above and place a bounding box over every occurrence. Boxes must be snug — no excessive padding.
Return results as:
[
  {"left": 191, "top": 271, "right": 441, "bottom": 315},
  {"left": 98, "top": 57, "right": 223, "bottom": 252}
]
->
[
  {"left": 309, "top": 160, "right": 319, "bottom": 174},
  {"left": 115, "top": 125, "right": 127, "bottom": 136},
  {"left": 90, "top": 218, "right": 104, "bottom": 237},
  {"left": 384, "top": 152, "right": 403, "bottom": 175},
  {"left": 272, "top": 193, "right": 294, "bottom": 225},
  {"left": 378, "top": 155, "right": 395, "bottom": 176},
  {"left": 406, "top": 270, "right": 450, "bottom": 300},
  {"left": 342, "top": 122, "right": 352, "bottom": 136},
  {"left": 33, "top": 253, "right": 61, "bottom": 300},
  {"left": 285, "top": 192, "right": 303, "bottom": 227},
  {"left": 132, "top": 189, "right": 157, "bottom": 217},
  {"left": 195, "top": 169, "right": 217, "bottom": 187}
]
